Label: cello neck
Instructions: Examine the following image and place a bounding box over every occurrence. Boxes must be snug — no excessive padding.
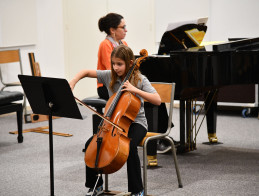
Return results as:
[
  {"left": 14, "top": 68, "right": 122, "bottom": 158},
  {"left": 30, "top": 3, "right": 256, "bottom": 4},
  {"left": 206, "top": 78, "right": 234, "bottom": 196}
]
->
[{"left": 105, "top": 63, "right": 136, "bottom": 118}]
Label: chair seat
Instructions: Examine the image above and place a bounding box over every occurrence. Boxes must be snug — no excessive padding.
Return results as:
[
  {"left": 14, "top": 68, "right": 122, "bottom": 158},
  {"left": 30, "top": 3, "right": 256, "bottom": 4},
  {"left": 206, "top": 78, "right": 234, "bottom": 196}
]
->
[
  {"left": 139, "top": 132, "right": 160, "bottom": 146},
  {"left": 82, "top": 97, "right": 107, "bottom": 108},
  {"left": 81, "top": 97, "right": 107, "bottom": 135},
  {"left": 0, "top": 91, "right": 24, "bottom": 105},
  {"left": 2, "top": 81, "right": 21, "bottom": 86},
  {"left": 0, "top": 91, "right": 24, "bottom": 143}
]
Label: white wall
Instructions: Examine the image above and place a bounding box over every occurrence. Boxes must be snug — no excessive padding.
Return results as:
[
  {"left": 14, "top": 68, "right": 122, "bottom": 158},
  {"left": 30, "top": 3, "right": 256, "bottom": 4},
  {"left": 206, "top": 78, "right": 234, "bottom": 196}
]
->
[
  {"left": 0, "top": 0, "right": 37, "bottom": 47},
  {"left": 154, "top": 0, "right": 210, "bottom": 45},
  {"left": 0, "top": 0, "right": 65, "bottom": 92},
  {"left": 154, "top": 0, "right": 259, "bottom": 45},
  {"left": 63, "top": 0, "right": 108, "bottom": 100},
  {"left": 210, "top": 0, "right": 259, "bottom": 41}
]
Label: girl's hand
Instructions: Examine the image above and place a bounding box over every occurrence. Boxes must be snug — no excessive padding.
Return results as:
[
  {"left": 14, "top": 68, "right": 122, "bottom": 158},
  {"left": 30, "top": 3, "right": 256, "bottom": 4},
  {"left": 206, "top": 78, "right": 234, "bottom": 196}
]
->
[
  {"left": 121, "top": 80, "right": 161, "bottom": 106},
  {"left": 121, "top": 80, "right": 137, "bottom": 93}
]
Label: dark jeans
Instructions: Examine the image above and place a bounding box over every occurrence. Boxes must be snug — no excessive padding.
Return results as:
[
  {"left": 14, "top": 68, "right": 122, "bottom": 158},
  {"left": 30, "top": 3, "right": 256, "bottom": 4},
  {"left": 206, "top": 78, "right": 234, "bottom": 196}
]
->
[
  {"left": 157, "top": 103, "right": 170, "bottom": 134},
  {"left": 97, "top": 86, "right": 109, "bottom": 100},
  {"left": 146, "top": 103, "right": 170, "bottom": 155},
  {"left": 85, "top": 123, "right": 147, "bottom": 194}
]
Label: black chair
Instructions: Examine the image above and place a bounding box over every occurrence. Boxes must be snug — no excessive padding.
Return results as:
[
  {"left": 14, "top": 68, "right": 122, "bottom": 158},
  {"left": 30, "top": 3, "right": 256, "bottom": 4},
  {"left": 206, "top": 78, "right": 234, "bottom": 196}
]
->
[
  {"left": 81, "top": 97, "right": 107, "bottom": 134},
  {"left": 0, "top": 91, "right": 24, "bottom": 143},
  {"left": 0, "top": 49, "right": 27, "bottom": 114},
  {"left": 0, "top": 49, "right": 25, "bottom": 143}
]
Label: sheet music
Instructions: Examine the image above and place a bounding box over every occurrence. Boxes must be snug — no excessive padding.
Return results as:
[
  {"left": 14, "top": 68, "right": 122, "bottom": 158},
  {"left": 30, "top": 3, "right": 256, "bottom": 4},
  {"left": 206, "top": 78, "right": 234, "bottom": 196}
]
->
[{"left": 166, "top": 17, "right": 208, "bottom": 32}]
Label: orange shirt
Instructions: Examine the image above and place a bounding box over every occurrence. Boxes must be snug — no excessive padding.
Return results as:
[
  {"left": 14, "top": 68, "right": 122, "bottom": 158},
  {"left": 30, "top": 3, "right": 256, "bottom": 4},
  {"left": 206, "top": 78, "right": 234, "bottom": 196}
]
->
[{"left": 97, "top": 39, "right": 127, "bottom": 88}]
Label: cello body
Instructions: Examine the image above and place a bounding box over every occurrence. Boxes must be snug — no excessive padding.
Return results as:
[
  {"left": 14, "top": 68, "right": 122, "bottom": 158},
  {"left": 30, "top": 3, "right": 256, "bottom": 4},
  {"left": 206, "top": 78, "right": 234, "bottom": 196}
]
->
[{"left": 85, "top": 91, "right": 141, "bottom": 174}]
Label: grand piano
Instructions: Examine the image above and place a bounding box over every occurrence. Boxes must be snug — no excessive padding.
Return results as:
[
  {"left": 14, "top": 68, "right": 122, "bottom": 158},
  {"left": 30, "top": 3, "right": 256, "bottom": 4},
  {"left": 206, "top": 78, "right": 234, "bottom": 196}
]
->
[{"left": 139, "top": 34, "right": 259, "bottom": 153}]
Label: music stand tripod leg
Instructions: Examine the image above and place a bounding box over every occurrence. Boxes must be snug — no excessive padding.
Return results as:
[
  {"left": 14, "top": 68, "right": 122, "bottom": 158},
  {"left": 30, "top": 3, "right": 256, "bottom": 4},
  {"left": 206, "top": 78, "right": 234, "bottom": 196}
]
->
[{"left": 48, "top": 102, "right": 55, "bottom": 196}]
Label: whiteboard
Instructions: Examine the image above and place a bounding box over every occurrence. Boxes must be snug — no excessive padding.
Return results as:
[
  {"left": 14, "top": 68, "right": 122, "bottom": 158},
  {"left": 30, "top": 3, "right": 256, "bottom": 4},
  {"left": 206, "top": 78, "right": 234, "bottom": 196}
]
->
[{"left": 0, "top": 0, "right": 37, "bottom": 47}]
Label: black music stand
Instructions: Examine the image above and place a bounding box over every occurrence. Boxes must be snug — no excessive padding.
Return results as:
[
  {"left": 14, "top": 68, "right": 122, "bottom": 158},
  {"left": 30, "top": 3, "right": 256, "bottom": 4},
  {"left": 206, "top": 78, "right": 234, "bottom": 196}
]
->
[{"left": 18, "top": 75, "right": 83, "bottom": 196}]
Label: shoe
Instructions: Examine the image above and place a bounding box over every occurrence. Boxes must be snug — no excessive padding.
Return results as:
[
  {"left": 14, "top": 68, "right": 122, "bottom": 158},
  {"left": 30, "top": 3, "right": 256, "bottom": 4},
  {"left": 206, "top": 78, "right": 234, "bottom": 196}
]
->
[
  {"left": 147, "top": 155, "right": 158, "bottom": 166},
  {"left": 131, "top": 189, "right": 144, "bottom": 196},
  {"left": 86, "top": 185, "right": 104, "bottom": 196},
  {"left": 157, "top": 140, "right": 171, "bottom": 154}
]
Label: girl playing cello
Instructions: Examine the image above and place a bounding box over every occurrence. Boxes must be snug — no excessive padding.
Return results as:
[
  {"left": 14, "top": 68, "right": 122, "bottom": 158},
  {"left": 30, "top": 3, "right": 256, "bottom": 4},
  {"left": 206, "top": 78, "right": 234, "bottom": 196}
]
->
[{"left": 69, "top": 45, "right": 161, "bottom": 196}]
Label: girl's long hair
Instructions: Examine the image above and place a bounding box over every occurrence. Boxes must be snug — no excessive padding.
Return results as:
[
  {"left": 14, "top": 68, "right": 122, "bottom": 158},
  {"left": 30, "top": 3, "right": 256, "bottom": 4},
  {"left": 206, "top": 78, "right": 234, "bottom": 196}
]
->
[{"left": 109, "top": 45, "right": 141, "bottom": 92}]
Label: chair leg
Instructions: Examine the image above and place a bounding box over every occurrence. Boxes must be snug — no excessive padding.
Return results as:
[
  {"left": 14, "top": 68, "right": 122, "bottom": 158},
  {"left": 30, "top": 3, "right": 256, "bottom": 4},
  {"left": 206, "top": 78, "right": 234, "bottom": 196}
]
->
[
  {"left": 105, "top": 174, "right": 109, "bottom": 192},
  {"left": 16, "top": 104, "right": 23, "bottom": 143},
  {"left": 143, "top": 142, "right": 148, "bottom": 196},
  {"left": 166, "top": 136, "right": 183, "bottom": 188}
]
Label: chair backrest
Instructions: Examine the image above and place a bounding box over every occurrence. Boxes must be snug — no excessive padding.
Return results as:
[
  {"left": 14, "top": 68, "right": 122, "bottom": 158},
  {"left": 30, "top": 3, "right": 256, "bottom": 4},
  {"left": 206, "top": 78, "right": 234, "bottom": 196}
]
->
[
  {"left": 0, "top": 50, "right": 20, "bottom": 64},
  {"left": 151, "top": 82, "right": 176, "bottom": 135},
  {"left": 151, "top": 83, "right": 173, "bottom": 103},
  {"left": 0, "top": 49, "right": 23, "bottom": 88},
  {"left": 28, "top": 52, "right": 41, "bottom": 77}
]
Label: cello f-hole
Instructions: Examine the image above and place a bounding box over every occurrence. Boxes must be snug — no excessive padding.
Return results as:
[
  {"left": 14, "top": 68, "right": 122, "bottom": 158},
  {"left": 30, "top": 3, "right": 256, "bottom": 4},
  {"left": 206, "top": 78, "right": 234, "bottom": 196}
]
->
[{"left": 111, "top": 127, "right": 116, "bottom": 137}]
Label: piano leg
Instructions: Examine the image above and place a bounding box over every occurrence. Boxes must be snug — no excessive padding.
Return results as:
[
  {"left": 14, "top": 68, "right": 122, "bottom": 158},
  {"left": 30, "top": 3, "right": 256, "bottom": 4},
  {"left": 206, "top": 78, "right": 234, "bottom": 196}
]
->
[
  {"left": 179, "top": 99, "right": 196, "bottom": 153},
  {"left": 178, "top": 91, "right": 219, "bottom": 153},
  {"left": 205, "top": 90, "right": 218, "bottom": 143},
  {"left": 178, "top": 100, "right": 186, "bottom": 153},
  {"left": 186, "top": 99, "right": 194, "bottom": 151}
]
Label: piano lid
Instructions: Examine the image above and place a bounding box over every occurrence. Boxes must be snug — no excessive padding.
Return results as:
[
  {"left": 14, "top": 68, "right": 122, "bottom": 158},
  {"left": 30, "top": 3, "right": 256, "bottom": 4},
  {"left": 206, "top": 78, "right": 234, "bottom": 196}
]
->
[
  {"left": 169, "top": 37, "right": 259, "bottom": 53},
  {"left": 212, "top": 37, "right": 259, "bottom": 51}
]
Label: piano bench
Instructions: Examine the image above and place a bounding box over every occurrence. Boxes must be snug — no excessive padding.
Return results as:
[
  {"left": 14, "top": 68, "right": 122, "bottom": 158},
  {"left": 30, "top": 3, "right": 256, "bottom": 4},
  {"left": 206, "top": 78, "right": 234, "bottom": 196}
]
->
[
  {"left": 0, "top": 91, "right": 24, "bottom": 143},
  {"left": 81, "top": 97, "right": 107, "bottom": 134}
]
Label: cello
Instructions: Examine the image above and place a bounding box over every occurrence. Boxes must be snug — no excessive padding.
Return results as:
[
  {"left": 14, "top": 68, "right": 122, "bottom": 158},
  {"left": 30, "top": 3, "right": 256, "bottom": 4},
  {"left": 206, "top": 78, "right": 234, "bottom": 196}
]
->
[{"left": 77, "top": 49, "right": 148, "bottom": 175}]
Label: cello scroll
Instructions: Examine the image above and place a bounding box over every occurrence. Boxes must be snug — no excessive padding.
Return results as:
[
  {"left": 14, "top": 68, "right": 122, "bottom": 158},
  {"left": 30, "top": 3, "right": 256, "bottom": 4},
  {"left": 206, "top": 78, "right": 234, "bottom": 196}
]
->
[{"left": 134, "top": 49, "right": 148, "bottom": 69}]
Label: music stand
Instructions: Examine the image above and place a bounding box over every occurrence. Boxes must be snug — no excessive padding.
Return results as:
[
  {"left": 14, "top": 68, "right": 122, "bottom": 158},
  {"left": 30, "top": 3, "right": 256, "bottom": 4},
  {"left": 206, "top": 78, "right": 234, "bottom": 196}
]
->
[
  {"left": 158, "top": 23, "right": 207, "bottom": 54},
  {"left": 18, "top": 75, "right": 83, "bottom": 196}
]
